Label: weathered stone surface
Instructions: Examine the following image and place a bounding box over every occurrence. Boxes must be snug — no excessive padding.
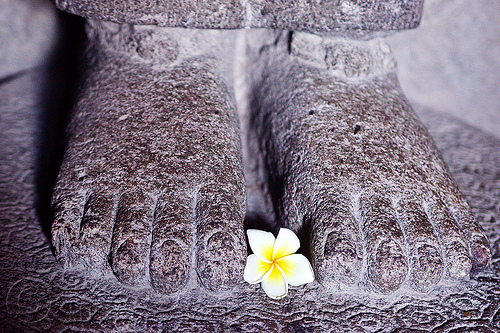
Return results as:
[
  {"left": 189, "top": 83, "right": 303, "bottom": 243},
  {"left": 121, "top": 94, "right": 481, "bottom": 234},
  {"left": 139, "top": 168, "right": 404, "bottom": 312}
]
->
[
  {"left": 243, "top": 30, "right": 490, "bottom": 294},
  {"left": 1, "top": 62, "right": 500, "bottom": 332},
  {"left": 50, "top": 22, "right": 247, "bottom": 294},
  {"left": 54, "top": 0, "right": 424, "bottom": 34}
]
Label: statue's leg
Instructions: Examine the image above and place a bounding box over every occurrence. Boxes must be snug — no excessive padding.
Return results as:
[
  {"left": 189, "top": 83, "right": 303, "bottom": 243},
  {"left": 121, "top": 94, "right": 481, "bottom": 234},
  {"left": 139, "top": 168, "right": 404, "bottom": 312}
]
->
[
  {"left": 51, "top": 21, "right": 246, "bottom": 294},
  {"left": 246, "top": 31, "right": 491, "bottom": 293}
]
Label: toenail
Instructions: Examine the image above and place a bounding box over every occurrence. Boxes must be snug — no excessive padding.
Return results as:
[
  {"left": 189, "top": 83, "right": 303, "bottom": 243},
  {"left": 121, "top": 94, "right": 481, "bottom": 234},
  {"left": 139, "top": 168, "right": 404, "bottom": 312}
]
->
[
  {"left": 369, "top": 240, "right": 407, "bottom": 292},
  {"left": 150, "top": 239, "right": 188, "bottom": 294},
  {"left": 471, "top": 241, "right": 491, "bottom": 269},
  {"left": 207, "top": 231, "right": 235, "bottom": 258}
]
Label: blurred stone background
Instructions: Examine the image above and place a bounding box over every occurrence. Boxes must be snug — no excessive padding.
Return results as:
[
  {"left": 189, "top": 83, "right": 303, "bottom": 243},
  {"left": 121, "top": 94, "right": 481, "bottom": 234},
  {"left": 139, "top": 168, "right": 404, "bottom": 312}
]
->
[
  {"left": 387, "top": 0, "right": 500, "bottom": 139},
  {"left": 0, "top": 0, "right": 57, "bottom": 78}
]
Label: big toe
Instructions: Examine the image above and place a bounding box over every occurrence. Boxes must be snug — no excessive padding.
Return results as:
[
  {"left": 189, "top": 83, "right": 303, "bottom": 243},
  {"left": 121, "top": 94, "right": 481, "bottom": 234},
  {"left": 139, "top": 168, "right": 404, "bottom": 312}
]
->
[
  {"left": 195, "top": 185, "right": 246, "bottom": 292},
  {"left": 51, "top": 189, "right": 85, "bottom": 267},
  {"left": 311, "top": 198, "right": 362, "bottom": 290},
  {"left": 52, "top": 188, "right": 115, "bottom": 274},
  {"left": 78, "top": 191, "right": 115, "bottom": 271}
]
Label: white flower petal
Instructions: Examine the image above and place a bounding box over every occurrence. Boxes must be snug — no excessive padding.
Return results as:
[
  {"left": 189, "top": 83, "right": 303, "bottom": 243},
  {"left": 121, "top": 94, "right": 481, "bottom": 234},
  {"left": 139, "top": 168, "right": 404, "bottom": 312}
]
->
[
  {"left": 261, "top": 265, "right": 288, "bottom": 299},
  {"left": 272, "top": 228, "right": 300, "bottom": 261},
  {"left": 244, "top": 254, "right": 273, "bottom": 284},
  {"left": 247, "top": 229, "right": 275, "bottom": 262},
  {"left": 276, "top": 254, "right": 315, "bottom": 286}
]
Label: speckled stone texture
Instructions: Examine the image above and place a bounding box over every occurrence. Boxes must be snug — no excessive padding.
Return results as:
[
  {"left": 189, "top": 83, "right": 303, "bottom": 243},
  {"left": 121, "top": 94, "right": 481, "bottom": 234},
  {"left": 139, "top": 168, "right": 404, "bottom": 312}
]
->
[
  {"left": 50, "top": 21, "right": 247, "bottom": 294},
  {"left": 54, "top": 0, "right": 424, "bottom": 34},
  {"left": 1, "top": 67, "right": 500, "bottom": 330},
  {"left": 243, "top": 30, "right": 491, "bottom": 294}
]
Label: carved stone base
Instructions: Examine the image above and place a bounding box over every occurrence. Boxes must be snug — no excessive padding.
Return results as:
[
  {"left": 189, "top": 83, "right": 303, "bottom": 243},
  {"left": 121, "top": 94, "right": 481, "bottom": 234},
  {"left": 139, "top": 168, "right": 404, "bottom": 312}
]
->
[{"left": 1, "top": 68, "right": 499, "bottom": 331}]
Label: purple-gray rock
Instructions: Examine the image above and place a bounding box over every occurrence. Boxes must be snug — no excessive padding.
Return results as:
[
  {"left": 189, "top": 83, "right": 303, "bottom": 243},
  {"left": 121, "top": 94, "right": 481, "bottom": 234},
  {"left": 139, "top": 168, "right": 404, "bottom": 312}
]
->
[
  {"left": 54, "top": 0, "right": 424, "bottom": 35},
  {"left": 241, "top": 30, "right": 490, "bottom": 293},
  {"left": 50, "top": 21, "right": 247, "bottom": 294}
]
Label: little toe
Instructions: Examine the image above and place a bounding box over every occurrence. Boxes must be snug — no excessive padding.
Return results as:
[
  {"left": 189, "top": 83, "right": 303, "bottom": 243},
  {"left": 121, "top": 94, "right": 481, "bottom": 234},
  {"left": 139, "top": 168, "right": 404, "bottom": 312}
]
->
[
  {"left": 470, "top": 237, "right": 491, "bottom": 270},
  {"left": 398, "top": 201, "right": 443, "bottom": 291},
  {"left": 149, "top": 191, "right": 192, "bottom": 294},
  {"left": 311, "top": 199, "right": 362, "bottom": 289},
  {"left": 110, "top": 191, "right": 153, "bottom": 287},
  {"left": 449, "top": 200, "right": 491, "bottom": 270},
  {"left": 79, "top": 192, "right": 115, "bottom": 272},
  {"left": 361, "top": 196, "right": 408, "bottom": 293},
  {"left": 51, "top": 189, "right": 86, "bottom": 268},
  {"left": 426, "top": 200, "right": 472, "bottom": 280},
  {"left": 195, "top": 185, "right": 246, "bottom": 292}
]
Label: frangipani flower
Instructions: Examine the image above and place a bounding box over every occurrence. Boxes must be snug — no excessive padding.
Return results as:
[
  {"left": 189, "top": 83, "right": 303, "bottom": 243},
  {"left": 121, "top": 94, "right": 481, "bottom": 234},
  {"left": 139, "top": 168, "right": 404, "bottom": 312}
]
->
[{"left": 244, "top": 228, "right": 315, "bottom": 299}]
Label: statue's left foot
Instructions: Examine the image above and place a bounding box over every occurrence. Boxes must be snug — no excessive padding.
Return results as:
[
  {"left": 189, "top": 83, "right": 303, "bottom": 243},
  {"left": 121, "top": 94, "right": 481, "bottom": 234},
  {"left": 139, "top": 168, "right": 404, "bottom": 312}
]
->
[
  {"left": 51, "top": 23, "right": 247, "bottom": 294},
  {"left": 247, "top": 31, "right": 491, "bottom": 293}
]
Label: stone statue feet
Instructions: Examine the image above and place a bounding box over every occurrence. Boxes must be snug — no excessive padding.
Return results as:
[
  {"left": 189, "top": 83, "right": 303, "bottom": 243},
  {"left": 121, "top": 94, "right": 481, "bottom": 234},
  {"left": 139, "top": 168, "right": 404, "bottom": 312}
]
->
[
  {"left": 246, "top": 31, "right": 491, "bottom": 293},
  {"left": 51, "top": 22, "right": 246, "bottom": 294}
]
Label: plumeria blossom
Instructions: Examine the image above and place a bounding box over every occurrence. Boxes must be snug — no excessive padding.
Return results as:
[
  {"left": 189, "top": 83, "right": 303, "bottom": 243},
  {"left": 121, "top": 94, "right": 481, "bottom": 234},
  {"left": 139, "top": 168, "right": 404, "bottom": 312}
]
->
[{"left": 244, "top": 228, "right": 315, "bottom": 299}]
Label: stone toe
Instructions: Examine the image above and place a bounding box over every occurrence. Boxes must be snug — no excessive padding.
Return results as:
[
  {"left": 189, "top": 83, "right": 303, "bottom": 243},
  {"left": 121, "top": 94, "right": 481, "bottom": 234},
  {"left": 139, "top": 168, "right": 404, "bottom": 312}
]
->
[
  {"left": 149, "top": 191, "right": 191, "bottom": 294},
  {"left": 150, "top": 239, "right": 189, "bottom": 294},
  {"left": 450, "top": 200, "right": 492, "bottom": 271},
  {"left": 195, "top": 185, "right": 246, "bottom": 292},
  {"left": 322, "top": 233, "right": 361, "bottom": 286},
  {"left": 310, "top": 198, "right": 362, "bottom": 289},
  {"left": 446, "top": 241, "right": 472, "bottom": 280},
  {"left": 410, "top": 244, "right": 443, "bottom": 292},
  {"left": 361, "top": 196, "right": 408, "bottom": 292},
  {"left": 398, "top": 200, "right": 443, "bottom": 291},
  {"left": 470, "top": 239, "right": 491, "bottom": 270},
  {"left": 110, "top": 191, "right": 153, "bottom": 287},
  {"left": 427, "top": 200, "right": 472, "bottom": 280},
  {"left": 368, "top": 240, "right": 408, "bottom": 293},
  {"left": 51, "top": 189, "right": 86, "bottom": 268},
  {"left": 79, "top": 192, "right": 115, "bottom": 271}
]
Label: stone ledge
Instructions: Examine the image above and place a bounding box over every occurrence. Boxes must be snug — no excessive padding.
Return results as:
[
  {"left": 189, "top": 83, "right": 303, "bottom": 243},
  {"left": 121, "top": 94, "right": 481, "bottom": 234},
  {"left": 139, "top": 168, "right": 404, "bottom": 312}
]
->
[{"left": 55, "top": 0, "right": 424, "bottom": 34}]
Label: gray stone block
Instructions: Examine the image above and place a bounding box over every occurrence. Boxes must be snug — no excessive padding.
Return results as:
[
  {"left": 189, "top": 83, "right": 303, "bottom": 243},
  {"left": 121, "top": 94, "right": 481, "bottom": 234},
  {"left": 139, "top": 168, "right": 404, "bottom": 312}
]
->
[{"left": 54, "top": 0, "right": 424, "bottom": 34}]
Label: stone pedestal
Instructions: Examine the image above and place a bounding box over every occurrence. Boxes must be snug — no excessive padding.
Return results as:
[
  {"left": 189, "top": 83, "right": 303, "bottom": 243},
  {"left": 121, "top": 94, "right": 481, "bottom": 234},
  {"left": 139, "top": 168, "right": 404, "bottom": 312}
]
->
[{"left": 0, "top": 69, "right": 499, "bottom": 330}]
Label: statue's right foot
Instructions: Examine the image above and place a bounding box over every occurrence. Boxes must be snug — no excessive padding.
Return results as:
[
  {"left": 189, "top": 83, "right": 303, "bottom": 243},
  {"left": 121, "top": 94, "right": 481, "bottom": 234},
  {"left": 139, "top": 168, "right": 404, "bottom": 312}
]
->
[
  {"left": 51, "top": 22, "right": 247, "bottom": 294},
  {"left": 246, "top": 31, "right": 491, "bottom": 293}
]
